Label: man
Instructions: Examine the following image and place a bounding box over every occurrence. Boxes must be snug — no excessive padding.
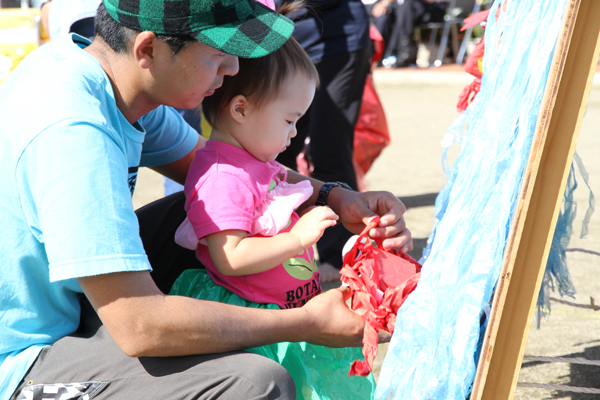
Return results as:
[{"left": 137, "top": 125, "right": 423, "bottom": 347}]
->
[{"left": 0, "top": 0, "right": 413, "bottom": 398}]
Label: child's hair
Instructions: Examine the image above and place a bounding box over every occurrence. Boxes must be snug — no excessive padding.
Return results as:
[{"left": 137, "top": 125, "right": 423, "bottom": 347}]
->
[{"left": 202, "top": 36, "right": 320, "bottom": 126}]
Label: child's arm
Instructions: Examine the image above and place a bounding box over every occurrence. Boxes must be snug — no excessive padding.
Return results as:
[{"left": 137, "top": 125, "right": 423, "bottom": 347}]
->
[{"left": 206, "top": 206, "right": 338, "bottom": 276}]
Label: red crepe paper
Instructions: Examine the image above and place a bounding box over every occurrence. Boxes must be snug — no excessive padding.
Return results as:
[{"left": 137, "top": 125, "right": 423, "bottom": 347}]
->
[
  {"left": 460, "top": 10, "right": 491, "bottom": 32},
  {"left": 457, "top": 39, "right": 485, "bottom": 113},
  {"left": 457, "top": 77, "right": 482, "bottom": 113},
  {"left": 340, "top": 217, "right": 422, "bottom": 376}
]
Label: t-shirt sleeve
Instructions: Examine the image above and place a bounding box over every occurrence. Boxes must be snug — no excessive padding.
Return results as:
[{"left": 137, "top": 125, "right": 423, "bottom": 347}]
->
[
  {"left": 139, "top": 105, "right": 199, "bottom": 167},
  {"left": 16, "top": 121, "right": 151, "bottom": 282},
  {"left": 186, "top": 171, "right": 256, "bottom": 240}
]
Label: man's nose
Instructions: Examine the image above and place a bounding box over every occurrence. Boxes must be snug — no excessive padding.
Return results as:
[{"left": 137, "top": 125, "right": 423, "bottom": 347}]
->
[{"left": 220, "top": 55, "right": 239, "bottom": 76}]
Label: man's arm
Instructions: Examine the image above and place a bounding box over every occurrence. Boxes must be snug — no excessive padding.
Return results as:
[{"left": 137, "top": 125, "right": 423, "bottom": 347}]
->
[
  {"left": 77, "top": 270, "right": 364, "bottom": 357},
  {"left": 150, "top": 135, "right": 206, "bottom": 185}
]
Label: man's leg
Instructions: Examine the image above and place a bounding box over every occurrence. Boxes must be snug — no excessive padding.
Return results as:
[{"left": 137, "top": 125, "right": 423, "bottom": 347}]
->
[
  {"left": 385, "top": 0, "right": 424, "bottom": 67},
  {"left": 11, "top": 299, "right": 295, "bottom": 400},
  {"left": 11, "top": 193, "right": 296, "bottom": 400}
]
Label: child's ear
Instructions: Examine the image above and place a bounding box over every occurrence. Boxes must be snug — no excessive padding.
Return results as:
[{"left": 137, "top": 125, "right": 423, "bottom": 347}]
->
[{"left": 229, "top": 95, "right": 250, "bottom": 124}]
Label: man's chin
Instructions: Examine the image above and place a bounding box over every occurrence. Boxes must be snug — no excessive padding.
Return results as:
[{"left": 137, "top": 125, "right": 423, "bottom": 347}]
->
[{"left": 177, "top": 98, "right": 205, "bottom": 110}]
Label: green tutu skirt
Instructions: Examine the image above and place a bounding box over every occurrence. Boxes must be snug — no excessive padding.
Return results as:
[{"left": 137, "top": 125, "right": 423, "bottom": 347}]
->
[{"left": 170, "top": 269, "right": 376, "bottom": 400}]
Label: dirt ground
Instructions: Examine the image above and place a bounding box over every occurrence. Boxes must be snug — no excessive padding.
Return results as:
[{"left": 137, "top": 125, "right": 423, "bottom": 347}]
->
[{"left": 132, "top": 64, "right": 600, "bottom": 399}]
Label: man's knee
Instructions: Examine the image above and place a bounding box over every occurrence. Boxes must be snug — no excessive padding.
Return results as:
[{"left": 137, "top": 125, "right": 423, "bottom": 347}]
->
[
  {"left": 155, "top": 351, "right": 296, "bottom": 400},
  {"left": 232, "top": 353, "right": 296, "bottom": 400}
]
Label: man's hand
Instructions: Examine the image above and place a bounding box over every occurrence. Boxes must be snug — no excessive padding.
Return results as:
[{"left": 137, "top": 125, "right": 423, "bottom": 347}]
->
[
  {"left": 301, "top": 286, "right": 365, "bottom": 347},
  {"left": 372, "top": 0, "right": 391, "bottom": 18},
  {"left": 301, "top": 286, "right": 392, "bottom": 347},
  {"left": 328, "top": 189, "right": 413, "bottom": 253}
]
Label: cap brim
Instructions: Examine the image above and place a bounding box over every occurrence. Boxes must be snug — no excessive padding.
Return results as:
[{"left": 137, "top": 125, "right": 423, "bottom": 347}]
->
[{"left": 194, "top": 3, "right": 294, "bottom": 58}]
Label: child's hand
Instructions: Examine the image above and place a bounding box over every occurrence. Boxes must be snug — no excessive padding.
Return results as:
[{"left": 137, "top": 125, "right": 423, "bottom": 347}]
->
[{"left": 291, "top": 206, "right": 338, "bottom": 249}]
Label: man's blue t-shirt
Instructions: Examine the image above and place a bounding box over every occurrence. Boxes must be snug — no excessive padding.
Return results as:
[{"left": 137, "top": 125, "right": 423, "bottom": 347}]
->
[{"left": 0, "top": 34, "right": 198, "bottom": 398}]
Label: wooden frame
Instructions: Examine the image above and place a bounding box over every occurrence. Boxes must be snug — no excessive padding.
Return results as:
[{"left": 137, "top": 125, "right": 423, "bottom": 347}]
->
[{"left": 470, "top": 0, "right": 600, "bottom": 398}]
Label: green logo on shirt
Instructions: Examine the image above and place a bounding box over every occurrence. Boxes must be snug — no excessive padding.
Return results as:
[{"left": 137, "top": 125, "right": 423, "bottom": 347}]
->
[{"left": 283, "top": 249, "right": 318, "bottom": 280}]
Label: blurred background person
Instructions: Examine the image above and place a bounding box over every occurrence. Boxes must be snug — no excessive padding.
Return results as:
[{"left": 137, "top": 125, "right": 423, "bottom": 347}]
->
[
  {"left": 369, "top": 0, "right": 448, "bottom": 68},
  {"left": 275, "top": 0, "right": 372, "bottom": 282},
  {"left": 40, "top": 0, "right": 97, "bottom": 40}
]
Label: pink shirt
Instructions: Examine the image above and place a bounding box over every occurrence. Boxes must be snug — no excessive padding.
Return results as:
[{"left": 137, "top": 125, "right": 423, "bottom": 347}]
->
[{"left": 184, "top": 141, "right": 321, "bottom": 308}]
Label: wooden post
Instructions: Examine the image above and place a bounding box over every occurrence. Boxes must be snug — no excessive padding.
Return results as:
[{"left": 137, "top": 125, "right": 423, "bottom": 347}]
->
[{"left": 470, "top": 0, "right": 600, "bottom": 399}]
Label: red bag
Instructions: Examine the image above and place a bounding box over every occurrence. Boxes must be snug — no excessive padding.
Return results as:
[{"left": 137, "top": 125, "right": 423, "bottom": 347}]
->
[
  {"left": 370, "top": 24, "right": 385, "bottom": 65},
  {"left": 340, "top": 217, "right": 422, "bottom": 376},
  {"left": 353, "top": 74, "right": 391, "bottom": 183},
  {"left": 352, "top": 25, "right": 391, "bottom": 191}
]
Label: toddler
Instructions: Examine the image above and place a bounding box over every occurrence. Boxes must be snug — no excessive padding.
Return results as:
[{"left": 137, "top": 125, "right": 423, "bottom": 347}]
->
[
  {"left": 174, "top": 37, "right": 336, "bottom": 309},
  {"left": 171, "top": 36, "right": 376, "bottom": 399}
]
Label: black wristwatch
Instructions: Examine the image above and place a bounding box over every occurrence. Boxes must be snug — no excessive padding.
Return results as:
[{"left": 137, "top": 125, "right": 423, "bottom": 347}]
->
[{"left": 315, "top": 182, "right": 353, "bottom": 206}]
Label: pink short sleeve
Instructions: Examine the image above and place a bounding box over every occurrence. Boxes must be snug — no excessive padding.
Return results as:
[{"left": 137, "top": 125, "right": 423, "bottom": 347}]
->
[
  {"left": 186, "top": 172, "right": 256, "bottom": 240},
  {"left": 256, "top": 0, "right": 275, "bottom": 10}
]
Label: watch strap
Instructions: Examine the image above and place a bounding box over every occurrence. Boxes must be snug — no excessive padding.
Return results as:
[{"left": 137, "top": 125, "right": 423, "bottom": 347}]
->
[{"left": 315, "top": 181, "right": 352, "bottom": 206}]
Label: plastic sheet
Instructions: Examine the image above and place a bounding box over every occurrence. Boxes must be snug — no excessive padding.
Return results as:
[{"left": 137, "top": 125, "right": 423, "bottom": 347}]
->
[
  {"left": 170, "top": 269, "right": 376, "bottom": 400},
  {"left": 375, "top": 0, "right": 568, "bottom": 398}
]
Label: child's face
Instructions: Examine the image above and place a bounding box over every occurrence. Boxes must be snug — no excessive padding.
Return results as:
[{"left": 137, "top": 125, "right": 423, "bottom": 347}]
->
[{"left": 239, "top": 72, "right": 316, "bottom": 162}]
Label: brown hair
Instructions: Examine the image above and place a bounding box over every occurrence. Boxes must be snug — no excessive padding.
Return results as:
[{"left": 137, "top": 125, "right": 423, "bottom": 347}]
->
[{"left": 202, "top": 35, "right": 319, "bottom": 127}]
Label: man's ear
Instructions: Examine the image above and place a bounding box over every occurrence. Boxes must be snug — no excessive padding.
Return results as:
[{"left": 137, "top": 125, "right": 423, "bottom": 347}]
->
[
  {"left": 229, "top": 95, "right": 250, "bottom": 124},
  {"left": 133, "top": 31, "right": 158, "bottom": 69}
]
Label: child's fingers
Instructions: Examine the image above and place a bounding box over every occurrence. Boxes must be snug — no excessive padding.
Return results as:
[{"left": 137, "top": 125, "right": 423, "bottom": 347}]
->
[
  {"left": 298, "top": 206, "right": 338, "bottom": 224},
  {"left": 312, "top": 205, "right": 338, "bottom": 220},
  {"left": 298, "top": 205, "right": 317, "bottom": 217},
  {"left": 317, "top": 218, "right": 337, "bottom": 231}
]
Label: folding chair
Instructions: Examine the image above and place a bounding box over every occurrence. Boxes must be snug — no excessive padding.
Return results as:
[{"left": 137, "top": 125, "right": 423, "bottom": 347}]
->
[{"left": 417, "top": 0, "right": 480, "bottom": 67}]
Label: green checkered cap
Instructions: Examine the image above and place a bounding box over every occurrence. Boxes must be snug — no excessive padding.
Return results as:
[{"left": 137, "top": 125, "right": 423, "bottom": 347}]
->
[{"left": 102, "top": 0, "right": 294, "bottom": 58}]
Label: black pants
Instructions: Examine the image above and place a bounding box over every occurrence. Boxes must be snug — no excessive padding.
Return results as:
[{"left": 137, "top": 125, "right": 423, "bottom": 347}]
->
[
  {"left": 276, "top": 46, "right": 372, "bottom": 269},
  {"left": 11, "top": 193, "right": 296, "bottom": 400},
  {"left": 374, "top": 0, "right": 448, "bottom": 60}
]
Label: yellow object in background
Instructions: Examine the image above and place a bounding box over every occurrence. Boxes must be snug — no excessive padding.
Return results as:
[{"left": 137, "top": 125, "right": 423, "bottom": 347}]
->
[
  {"left": 200, "top": 114, "right": 212, "bottom": 139},
  {"left": 0, "top": 8, "right": 43, "bottom": 85}
]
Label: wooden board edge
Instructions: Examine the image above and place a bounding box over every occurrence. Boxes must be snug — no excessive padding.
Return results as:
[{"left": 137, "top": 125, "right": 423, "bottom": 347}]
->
[
  {"left": 469, "top": 0, "right": 580, "bottom": 397},
  {"left": 475, "top": 0, "right": 600, "bottom": 398}
]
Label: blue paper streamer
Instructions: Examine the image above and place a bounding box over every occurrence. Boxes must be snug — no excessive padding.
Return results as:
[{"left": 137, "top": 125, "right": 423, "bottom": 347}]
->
[
  {"left": 375, "top": 1, "right": 568, "bottom": 398},
  {"left": 536, "top": 152, "right": 595, "bottom": 326}
]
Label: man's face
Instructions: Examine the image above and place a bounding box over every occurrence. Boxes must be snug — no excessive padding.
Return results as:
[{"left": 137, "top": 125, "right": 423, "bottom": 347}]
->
[{"left": 150, "top": 40, "right": 239, "bottom": 110}]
